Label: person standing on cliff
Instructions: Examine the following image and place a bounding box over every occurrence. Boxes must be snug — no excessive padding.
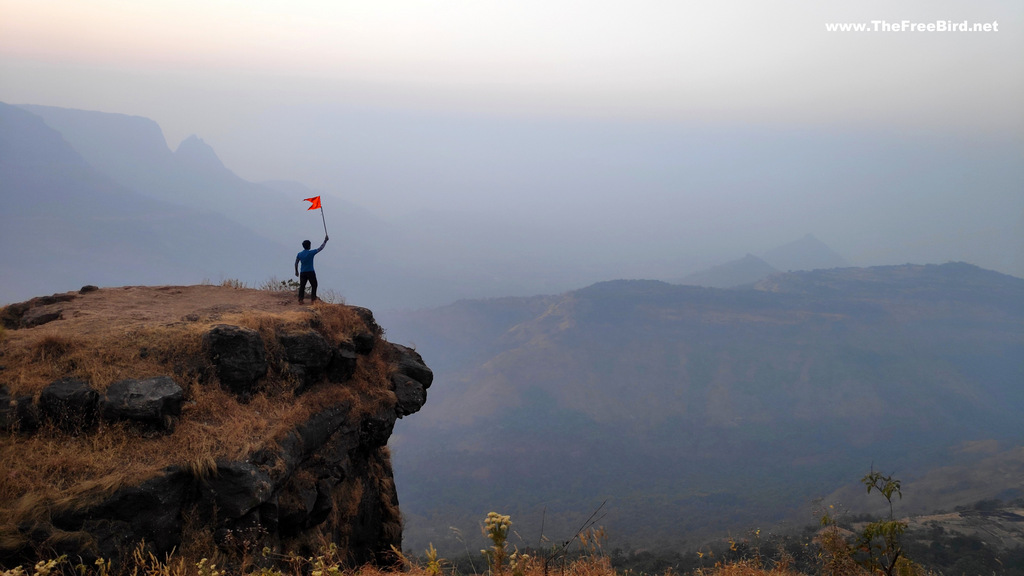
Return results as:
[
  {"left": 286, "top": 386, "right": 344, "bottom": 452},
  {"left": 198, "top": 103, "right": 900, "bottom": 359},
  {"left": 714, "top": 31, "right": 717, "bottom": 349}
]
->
[{"left": 295, "top": 235, "right": 328, "bottom": 304}]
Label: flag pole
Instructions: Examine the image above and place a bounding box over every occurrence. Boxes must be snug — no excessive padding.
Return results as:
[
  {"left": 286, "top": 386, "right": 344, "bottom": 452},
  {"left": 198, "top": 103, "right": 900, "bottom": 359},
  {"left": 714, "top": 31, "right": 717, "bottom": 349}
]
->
[{"left": 304, "top": 196, "right": 328, "bottom": 237}]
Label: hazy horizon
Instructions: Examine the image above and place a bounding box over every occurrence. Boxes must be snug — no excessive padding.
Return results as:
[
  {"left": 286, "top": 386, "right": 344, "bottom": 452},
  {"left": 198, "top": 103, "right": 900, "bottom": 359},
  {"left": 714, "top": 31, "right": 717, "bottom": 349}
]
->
[{"left": 2, "top": 1, "right": 1023, "bottom": 303}]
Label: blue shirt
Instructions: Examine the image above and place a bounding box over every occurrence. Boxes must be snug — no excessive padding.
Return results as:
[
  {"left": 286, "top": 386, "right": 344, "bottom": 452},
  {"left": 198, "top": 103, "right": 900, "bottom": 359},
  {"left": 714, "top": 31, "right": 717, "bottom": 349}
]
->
[{"left": 296, "top": 242, "right": 325, "bottom": 273}]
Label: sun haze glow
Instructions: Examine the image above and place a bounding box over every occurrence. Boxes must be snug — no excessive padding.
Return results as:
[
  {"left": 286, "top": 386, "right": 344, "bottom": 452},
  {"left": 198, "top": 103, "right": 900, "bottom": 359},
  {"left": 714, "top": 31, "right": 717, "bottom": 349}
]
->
[{"left": 2, "top": 0, "right": 1021, "bottom": 138}]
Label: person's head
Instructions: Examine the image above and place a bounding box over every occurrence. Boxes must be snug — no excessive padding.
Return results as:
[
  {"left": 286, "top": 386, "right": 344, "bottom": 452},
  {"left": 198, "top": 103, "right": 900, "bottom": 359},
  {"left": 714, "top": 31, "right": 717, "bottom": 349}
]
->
[{"left": 302, "top": 240, "right": 311, "bottom": 249}]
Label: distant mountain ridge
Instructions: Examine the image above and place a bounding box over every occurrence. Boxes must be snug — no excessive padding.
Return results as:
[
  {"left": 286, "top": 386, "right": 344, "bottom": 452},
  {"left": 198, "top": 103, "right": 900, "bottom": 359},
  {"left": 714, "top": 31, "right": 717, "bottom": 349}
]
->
[
  {"left": 0, "top": 103, "right": 287, "bottom": 299},
  {"left": 381, "top": 262, "right": 1024, "bottom": 554},
  {"left": 678, "top": 234, "right": 850, "bottom": 288},
  {"left": 762, "top": 233, "right": 850, "bottom": 271},
  {"left": 4, "top": 103, "right": 621, "bottom": 308},
  {"left": 174, "top": 134, "right": 235, "bottom": 177},
  {"left": 0, "top": 103, "right": 292, "bottom": 299},
  {"left": 679, "top": 253, "right": 778, "bottom": 288},
  {"left": 3, "top": 103, "right": 512, "bottom": 308}
]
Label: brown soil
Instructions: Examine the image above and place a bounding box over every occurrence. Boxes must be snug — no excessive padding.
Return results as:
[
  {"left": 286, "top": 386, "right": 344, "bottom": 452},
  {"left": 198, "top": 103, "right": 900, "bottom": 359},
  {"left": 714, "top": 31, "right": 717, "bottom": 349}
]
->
[
  {"left": 0, "top": 285, "right": 357, "bottom": 397},
  {"left": 19, "top": 284, "right": 303, "bottom": 335}
]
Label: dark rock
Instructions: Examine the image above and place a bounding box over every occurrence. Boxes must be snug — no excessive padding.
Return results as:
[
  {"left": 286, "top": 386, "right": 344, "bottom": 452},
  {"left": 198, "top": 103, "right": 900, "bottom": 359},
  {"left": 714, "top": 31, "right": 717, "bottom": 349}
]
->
[
  {"left": 345, "top": 451, "right": 402, "bottom": 567},
  {"left": 79, "top": 285, "right": 99, "bottom": 293},
  {"left": 278, "top": 330, "right": 333, "bottom": 391},
  {"left": 202, "top": 324, "right": 268, "bottom": 399},
  {"left": 350, "top": 306, "right": 382, "bottom": 336},
  {"left": 278, "top": 475, "right": 319, "bottom": 535},
  {"left": 1, "top": 294, "right": 77, "bottom": 329},
  {"left": 0, "top": 302, "right": 29, "bottom": 329},
  {"left": 14, "top": 396, "right": 40, "bottom": 433},
  {"left": 326, "top": 342, "right": 357, "bottom": 383},
  {"left": 391, "top": 374, "right": 427, "bottom": 418},
  {"left": 200, "top": 461, "right": 274, "bottom": 519},
  {"left": 359, "top": 409, "right": 397, "bottom": 448},
  {"left": 278, "top": 476, "right": 335, "bottom": 536},
  {"left": 309, "top": 479, "right": 335, "bottom": 528},
  {"left": 54, "top": 467, "right": 195, "bottom": 561},
  {"left": 103, "top": 376, "right": 184, "bottom": 429},
  {"left": 21, "top": 307, "right": 62, "bottom": 328},
  {"left": 0, "top": 386, "right": 12, "bottom": 430},
  {"left": 42, "top": 294, "right": 77, "bottom": 305},
  {"left": 38, "top": 378, "right": 99, "bottom": 433},
  {"left": 352, "top": 332, "right": 375, "bottom": 354},
  {"left": 292, "top": 403, "right": 354, "bottom": 461},
  {"left": 390, "top": 344, "right": 433, "bottom": 388},
  {"left": 0, "top": 389, "right": 37, "bottom": 434}
]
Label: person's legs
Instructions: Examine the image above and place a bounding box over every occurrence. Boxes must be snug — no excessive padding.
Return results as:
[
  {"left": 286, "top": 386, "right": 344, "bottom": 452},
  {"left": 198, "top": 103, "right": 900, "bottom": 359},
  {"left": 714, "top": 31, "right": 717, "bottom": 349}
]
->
[
  {"left": 309, "top": 272, "right": 319, "bottom": 302},
  {"left": 298, "top": 272, "right": 311, "bottom": 303}
]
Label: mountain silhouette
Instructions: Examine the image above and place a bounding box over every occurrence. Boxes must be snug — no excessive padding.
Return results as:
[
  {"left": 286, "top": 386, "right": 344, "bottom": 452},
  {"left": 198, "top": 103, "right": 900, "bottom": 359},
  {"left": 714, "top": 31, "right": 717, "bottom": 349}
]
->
[
  {"left": 0, "top": 103, "right": 285, "bottom": 302},
  {"left": 7, "top": 103, "right": 588, "bottom": 309},
  {"left": 174, "top": 134, "right": 234, "bottom": 177},
  {"left": 679, "top": 253, "right": 779, "bottom": 288},
  {"left": 761, "top": 233, "right": 850, "bottom": 271}
]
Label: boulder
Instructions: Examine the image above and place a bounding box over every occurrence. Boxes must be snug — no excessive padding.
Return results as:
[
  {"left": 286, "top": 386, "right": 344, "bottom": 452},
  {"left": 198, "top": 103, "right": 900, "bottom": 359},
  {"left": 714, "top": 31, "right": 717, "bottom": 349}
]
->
[
  {"left": 14, "top": 396, "right": 40, "bottom": 433},
  {"left": 103, "top": 376, "right": 184, "bottom": 429},
  {"left": 350, "top": 306, "right": 382, "bottom": 336},
  {"left": 326, "top": 342, "right": 358, "bottom": 383},
  {"left": 278, "top": 476, "right": 334, "bottom": 536},
  {"left": 199, "top": 461, "right": 274, "bottom": 520},
  {"left": 38, "top": 378, "right": 99, "bottom": 433},
  {"left": 391, "top": 374, "right": 427, "bottom": 418},
  {"left": 359, "top": 409, "right": 397, "bottom": 448},
  {"left": 52, "top": 467, "right": 195, "bottom": 562},
  {"left": 0, "top": 293, "right": 75, "bottom": 329},
  {"left": 0, "top": 388, "right": 36, "bottom": 433},
  {"left": 21, "top": 307, "right": 62, "bottom": 328},
  {"left": 202, "top": 325, "right": 268, "bottom": 399},
  {"left": 278, "top": 330, "right": 333, "bottom": 391},
  {"left": 390, "top": 344, "right": 433, "bottom": 388},
  {"left": 352, "top": 332, "right": 376, "bottom": 355}
]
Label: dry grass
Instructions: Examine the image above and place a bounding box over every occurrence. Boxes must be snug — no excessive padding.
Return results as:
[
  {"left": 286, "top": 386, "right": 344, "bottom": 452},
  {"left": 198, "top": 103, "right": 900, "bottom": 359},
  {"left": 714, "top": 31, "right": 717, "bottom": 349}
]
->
[
  {"left": 693, "top": 561, "right": 805, "bottom": 576},
  {"left": 0, "top": 323, "right": 208, "bottom": 397},
  {"left": 0, "top": 288, "right": 397, "bottom": 554}
]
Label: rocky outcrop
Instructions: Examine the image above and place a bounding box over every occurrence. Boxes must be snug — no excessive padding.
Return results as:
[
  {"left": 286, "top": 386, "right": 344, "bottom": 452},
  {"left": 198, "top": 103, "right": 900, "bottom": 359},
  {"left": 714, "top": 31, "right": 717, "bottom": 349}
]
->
[
  {"left": 102, "top": 376, "right": 184, "bottom": 431},
  {"left": 388, "top": 345, "right": 432, "bottom": 418},
  {"left": 38, "top": 378, "right": 100, "bottom": 434},
  {"left": 0, "top": 292, "right": 78, "bottom": 329},
  {"left": 202, "top": 324, "right": 269, "bottom": 399},
  {"left": 0, "top": 293, "right": 431, "bottom": 570}
]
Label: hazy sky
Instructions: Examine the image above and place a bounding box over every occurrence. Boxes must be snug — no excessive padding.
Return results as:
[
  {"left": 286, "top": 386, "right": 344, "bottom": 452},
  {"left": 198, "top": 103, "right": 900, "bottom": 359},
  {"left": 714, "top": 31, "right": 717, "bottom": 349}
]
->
[
  {"left": 2, "top": 1, "right": 1022, "bottom": 279},
  {"left": 3, "top": 1, "right": 1021, "bottom": 141}
]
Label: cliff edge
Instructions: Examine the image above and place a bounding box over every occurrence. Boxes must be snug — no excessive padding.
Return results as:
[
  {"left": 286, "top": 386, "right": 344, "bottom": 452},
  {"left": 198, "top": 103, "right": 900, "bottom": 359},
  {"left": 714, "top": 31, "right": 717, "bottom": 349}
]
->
[{"left": 0, "top": 285, "right": 432, "bottom": 568}]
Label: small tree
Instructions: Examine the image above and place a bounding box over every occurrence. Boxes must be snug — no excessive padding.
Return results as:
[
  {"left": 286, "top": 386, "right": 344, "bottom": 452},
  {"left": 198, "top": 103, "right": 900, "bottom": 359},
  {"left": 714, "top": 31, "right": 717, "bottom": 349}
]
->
[
  {"left": 856, "top": 470, "right": 931, "bottom": 576},
  {"left": 858, "top": 470, "right": 905, "bottom": 575},
  {"left": 817, "top": 471, "right": 929, "bottom": 576}
]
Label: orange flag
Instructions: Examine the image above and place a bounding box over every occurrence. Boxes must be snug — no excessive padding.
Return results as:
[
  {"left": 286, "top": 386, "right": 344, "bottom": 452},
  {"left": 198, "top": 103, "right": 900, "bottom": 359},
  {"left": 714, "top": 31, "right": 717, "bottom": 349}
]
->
[{"left": 303, "top": 196, "right": 322, "bottom": 210}]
